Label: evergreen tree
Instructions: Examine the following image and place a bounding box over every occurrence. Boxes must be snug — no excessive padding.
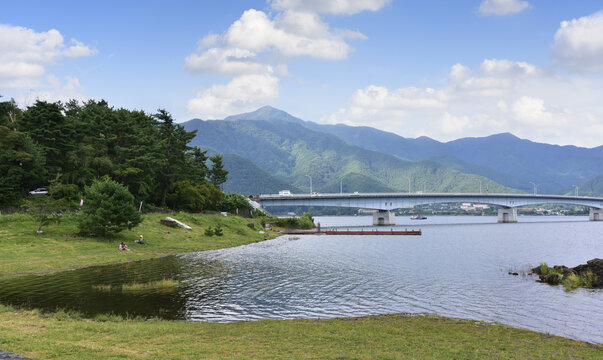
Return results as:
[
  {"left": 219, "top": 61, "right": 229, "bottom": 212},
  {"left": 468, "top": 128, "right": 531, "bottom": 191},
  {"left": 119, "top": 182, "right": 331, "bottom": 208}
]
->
[
  {"left": 0, "top": 125, "right": 46, "bottom": 206},
  {"left": 78, "top": 177, "right": 141, "bottom": 236},
  {"left": 154, "top": 109, "right": 196, "bottom": 205},
  {"left": 19, "top": 101, "right": 74, "bottom": 181},
  {"left": 209, "top": 154, "right": 228, "bottom": 187}
]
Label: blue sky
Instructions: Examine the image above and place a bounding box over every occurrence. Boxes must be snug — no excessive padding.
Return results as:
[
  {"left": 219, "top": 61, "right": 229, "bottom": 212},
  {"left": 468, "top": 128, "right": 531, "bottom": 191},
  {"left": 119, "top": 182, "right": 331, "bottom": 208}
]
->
[{"left": 2, "top": 0, "right": 603, "bottom": 146}]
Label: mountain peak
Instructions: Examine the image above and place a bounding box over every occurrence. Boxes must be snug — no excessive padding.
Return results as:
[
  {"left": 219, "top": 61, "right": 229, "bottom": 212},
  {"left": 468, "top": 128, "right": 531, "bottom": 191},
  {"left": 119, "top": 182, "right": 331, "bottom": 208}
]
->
[{"left": 224, "top": 106, "right": 305, "bottom": 124}]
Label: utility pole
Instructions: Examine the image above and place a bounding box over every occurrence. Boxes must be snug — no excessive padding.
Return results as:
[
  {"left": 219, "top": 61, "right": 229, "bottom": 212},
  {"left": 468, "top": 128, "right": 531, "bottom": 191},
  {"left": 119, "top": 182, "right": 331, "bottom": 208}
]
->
[
  {"left": 306, "top": 174, "right": 313, "bottom": 195},
  {"left": 402, "top": 176, "right": 411, "bottom": 194}
]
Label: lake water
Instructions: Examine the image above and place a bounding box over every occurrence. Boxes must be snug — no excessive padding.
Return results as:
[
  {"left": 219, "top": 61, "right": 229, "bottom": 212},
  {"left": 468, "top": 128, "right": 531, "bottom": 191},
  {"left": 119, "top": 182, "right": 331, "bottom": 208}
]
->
[{"left": 1, "top": 215, "right": 602, "bottom": 343}]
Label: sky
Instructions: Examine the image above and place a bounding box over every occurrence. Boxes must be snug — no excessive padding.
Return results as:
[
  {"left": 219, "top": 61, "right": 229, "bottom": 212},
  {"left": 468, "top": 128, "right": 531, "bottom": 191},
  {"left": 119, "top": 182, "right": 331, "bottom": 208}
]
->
[{"left": 2, "top": 0, "right": 603, "bottom": 147}]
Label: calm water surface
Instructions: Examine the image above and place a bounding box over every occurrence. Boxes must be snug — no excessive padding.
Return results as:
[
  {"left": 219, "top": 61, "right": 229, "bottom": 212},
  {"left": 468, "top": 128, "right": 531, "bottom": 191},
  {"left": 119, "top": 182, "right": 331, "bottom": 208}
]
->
[{"left": 1, "top": 216, "right": 602, "bottom": 343}]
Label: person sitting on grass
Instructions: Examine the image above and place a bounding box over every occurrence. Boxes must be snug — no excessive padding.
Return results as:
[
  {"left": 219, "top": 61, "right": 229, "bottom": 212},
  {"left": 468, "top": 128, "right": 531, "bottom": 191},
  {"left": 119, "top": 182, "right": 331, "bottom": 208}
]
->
[
  {"left": 119, "top": 242, "right": 130, "bottom": 251},
  {"left": 135, "top": 235, "right": 147, "bottom": 244}
]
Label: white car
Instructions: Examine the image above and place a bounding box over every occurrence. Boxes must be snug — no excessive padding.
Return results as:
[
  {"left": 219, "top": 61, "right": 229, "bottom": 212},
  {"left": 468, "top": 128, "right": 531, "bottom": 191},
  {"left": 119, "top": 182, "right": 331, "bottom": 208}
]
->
[{"left": 29, "top": 188, "right": 49, "bottom": 195}]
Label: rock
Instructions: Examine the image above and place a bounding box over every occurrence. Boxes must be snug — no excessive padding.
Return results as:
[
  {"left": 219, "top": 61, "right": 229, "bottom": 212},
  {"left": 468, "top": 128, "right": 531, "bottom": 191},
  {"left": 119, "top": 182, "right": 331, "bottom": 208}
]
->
[
  {"left": 163, "top": 217, "right": 192, "bottom": 230},
  {"left": 542, "top": 273, "right": 562, "bottom": 285},
  {"left": 534, "top": 258, "right": 603, "bottom": 288}
]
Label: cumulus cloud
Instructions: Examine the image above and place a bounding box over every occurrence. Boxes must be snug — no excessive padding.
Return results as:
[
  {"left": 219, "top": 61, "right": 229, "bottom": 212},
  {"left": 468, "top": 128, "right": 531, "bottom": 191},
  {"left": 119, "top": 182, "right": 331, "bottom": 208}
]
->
[
  {"left": 16, "top": 75, "right": 88, "bottom": 105},
  {"left": 185, "top": 3, "right": 381, "bottom": 117},
  {"left": 325, "top": 59, "right": 603, "bottom": 147},
  {"left": 270, "top": 0, "right": 391, "bottom": 15},
  {"left": 552, "top": 11, "right": 603, "bottom": 73},
  {"left": 186, "top": 74, "right": 279, "bottom": 119},
  {"left": 0, "top": 24, "right": 96, "bottom": 89},
  {"left": 185, "top": 47, "right": 273, "bottom": 75},
  {"left": 478, "top": 0, "right": 531, "bottom": 16}
]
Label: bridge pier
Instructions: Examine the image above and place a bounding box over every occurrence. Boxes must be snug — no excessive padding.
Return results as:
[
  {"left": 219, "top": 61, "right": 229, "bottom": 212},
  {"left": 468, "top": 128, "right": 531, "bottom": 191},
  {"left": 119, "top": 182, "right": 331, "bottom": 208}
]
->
[
  {"left": 373, "top": 210, "right": 395, "bottom": 226},
  {"left": 589, "top": 208, "right": 603, "bottom": 221},
  {"left": 497, "top": 208, "right": 517, "bottom": 223}
]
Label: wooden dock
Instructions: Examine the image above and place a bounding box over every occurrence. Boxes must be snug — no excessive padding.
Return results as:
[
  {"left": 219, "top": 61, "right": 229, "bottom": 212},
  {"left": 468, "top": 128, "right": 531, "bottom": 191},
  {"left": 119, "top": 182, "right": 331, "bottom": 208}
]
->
[{"left": 282, "top": 228, "right": 421, "bottom": 236}]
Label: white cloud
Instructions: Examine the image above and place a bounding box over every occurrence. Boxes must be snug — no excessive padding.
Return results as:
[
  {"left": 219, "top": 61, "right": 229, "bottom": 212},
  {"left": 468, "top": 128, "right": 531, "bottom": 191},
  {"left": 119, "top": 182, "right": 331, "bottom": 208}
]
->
[
  {"left": 0, "top": 24, "right": 96, "bottom": 89},
  {"left": 325, "top": 59, "right": 603, "bottom": 147},
  {"left": 16, "top": 75, "right": 88, "bottom": 106},
  {"left": 552, "top": 11, "right": 603, "bottom": 73},
  {"left": 184, "top": 47, "right": 273, "bottom": 75},
  {"left": 270, "top": 0, "right": 391, "bottom": 15},
  {"left": 186, "top": 74, "right": 279, "bottom": 119},
  {"left": 185, "top": 4, "right": 380, "bottom": 118},
  {"left": 222, "top": 9, "right": 355, "bottom": 60},
  {"left": 478, "top": 0, "right": 531, "bottom": 16}
]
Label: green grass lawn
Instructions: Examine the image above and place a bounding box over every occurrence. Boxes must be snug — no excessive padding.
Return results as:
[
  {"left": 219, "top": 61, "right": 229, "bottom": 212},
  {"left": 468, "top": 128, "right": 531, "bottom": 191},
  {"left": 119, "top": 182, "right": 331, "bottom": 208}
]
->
[
  {"left": 0, "top": 306, "right": 600, "bottom": 359},
  {"left": 1, "top": 212, "right": 601, "bottom": 359},
  {"left": 0, "top": 212, "right": 275, "bottom": 277}
]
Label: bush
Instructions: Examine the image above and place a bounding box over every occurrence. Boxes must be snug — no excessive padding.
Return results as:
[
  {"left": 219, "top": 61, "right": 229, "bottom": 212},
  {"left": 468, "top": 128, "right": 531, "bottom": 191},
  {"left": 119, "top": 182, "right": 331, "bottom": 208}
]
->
[
  {"left": 78, "top": 178, "right": 141, "bottom": 236},
  {"left": 221, "top": 193, "right": 252, "bottom": 214},
  {"left": 214, "top": 225, "right": 223, "bottom": 236},
  {"left": 204, "top": 227, "right": 214, "bottom": 236},
  {"left": 273, "top": 212, "right": 315, "bottom": 229}
]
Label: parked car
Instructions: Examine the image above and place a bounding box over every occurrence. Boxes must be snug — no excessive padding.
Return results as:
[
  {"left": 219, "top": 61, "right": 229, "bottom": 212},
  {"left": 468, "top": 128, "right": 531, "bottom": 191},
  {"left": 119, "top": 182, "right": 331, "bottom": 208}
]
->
[{"left": 29, "top": 188, "right": 49, "bottom": 195}]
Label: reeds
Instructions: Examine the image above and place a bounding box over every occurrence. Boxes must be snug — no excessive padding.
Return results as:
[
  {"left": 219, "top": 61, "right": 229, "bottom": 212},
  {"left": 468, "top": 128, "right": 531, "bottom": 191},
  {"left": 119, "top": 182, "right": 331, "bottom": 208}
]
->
[{"left": 92, "top": 279, "right": 179, "bottom": 293}]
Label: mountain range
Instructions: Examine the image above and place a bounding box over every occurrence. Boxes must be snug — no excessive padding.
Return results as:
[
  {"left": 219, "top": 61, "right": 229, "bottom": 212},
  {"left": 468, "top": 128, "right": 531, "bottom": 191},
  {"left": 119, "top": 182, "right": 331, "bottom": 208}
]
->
[{"left": 183, "top": 106, "right": 603, "bottom": 197}]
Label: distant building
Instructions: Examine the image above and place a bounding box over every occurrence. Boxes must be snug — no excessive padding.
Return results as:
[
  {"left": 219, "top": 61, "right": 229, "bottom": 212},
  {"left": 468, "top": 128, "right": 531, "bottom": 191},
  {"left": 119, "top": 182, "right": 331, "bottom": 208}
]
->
[
  {"left": 461, "top": 202, "right": 490, "bottom": 211},
  {"left": 278, "top": 190, "right": 292, "bottom": 196}
]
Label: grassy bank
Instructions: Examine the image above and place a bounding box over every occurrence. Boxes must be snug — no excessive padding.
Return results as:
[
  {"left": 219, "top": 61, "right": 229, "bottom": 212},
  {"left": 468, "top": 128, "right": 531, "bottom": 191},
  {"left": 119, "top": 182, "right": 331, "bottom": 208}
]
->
[
  {"left": 1, "top": 305, "right": 601, "bottom": 360},
  {"left": 0, "top": 212, "right": 276, "bottom": 277},
  {"left": 1, "top": 213, "right": 601, "bottom": 358}
]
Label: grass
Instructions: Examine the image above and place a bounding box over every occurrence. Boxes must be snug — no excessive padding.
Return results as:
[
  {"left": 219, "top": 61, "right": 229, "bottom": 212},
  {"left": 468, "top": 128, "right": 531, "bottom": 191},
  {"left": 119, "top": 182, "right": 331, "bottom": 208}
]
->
[
  {"left": 1, "top": 213, "right": 602, "bottom": 358},
  {"left": 92, "top": 279, "right": 179, "bottom": 293},
  {"left": 0, "top": 212, "right": 277, "bottom": 278},
  {"left": 0, "top": 304, "right": 601, "bottom": 359}
]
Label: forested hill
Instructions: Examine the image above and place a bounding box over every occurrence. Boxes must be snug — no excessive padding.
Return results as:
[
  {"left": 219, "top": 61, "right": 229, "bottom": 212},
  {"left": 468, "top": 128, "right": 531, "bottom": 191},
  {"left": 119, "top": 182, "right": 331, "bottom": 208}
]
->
[
  {"left": 564, "top": 174, "right": 603, "bottom": 197},
  {"left": 183, "top": 115, "right": 517, "bottom": 195},
  {"left": 221, "top": 153, "right": 301, "bottom": 195},
  {"left": 308, "top": 122, "right": 603, "bottom": 194}
]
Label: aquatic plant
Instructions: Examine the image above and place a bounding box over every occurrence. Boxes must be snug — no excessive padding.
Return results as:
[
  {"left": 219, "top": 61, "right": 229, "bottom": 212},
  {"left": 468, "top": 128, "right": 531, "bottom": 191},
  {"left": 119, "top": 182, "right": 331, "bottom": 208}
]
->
[
  {"left": 92, "top": 279, "right": 179, "bottom": 293},
  {"left": 562, "top": 270, "right": 596, "bottom": 290},
  {"left": 121, "top": 279, "right": 179, "bottom": 293}
]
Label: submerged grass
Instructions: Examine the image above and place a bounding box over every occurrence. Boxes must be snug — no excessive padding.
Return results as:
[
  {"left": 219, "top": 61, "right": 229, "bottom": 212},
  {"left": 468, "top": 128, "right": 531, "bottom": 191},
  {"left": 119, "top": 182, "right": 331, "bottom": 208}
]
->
[
  {"left": 0, "top": 304, "right": 601, "bottom": 360},
  {"left": 92, "top": 279, "right": 179, "bottom": 293}
]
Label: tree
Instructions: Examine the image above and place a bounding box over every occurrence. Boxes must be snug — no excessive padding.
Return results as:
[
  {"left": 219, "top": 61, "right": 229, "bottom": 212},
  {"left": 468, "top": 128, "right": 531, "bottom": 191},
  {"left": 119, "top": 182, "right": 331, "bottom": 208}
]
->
[
  {"left": 78, "top": 178, "right": 141, "bottom": 236},
  {"left": 154, "top": 109, "right": 196, "bottom": 206},
  {"left": 0, "top": 125, "right": 46, "bottom": 207},
  {"left": 19, "top": 100, "right": 75, "bottom": 181},
  {"left": 208, "top": 154, "right": 228, "bottom": 187},
  {"left": 221, "top": 193, "right": 252, "bottom": 214}
]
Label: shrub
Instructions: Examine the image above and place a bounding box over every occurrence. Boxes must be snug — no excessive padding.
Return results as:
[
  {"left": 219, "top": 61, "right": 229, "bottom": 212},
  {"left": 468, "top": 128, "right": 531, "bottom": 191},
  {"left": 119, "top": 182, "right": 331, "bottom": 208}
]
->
[
  {"left": 78, "top": 177, "right": 141, "bottom": 236},
  {"left": 214, "top": 225, "right": 223, "bottom": 236},
  {"left": 204, "top": 227, "right": 214, "bottom": 236}
]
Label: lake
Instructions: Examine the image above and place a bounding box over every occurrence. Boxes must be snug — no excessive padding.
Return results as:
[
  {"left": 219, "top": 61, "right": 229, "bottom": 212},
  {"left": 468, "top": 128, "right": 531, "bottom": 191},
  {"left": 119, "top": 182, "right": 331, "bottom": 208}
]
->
[{"left": 0, "top": 215, "right": 602, "bottom": 343}]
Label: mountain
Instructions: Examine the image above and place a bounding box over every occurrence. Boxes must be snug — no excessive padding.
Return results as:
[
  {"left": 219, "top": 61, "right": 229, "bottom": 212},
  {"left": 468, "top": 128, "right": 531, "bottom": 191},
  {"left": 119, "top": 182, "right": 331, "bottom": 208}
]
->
[
  {"left": 221, "top": 154, "right": 300, "bottom": 195},
  {"left": 308, "top": 122, "right": 603, "bottom": 194},
  {"left": 224, "top": 105, "right": 305, "bottom": 124},
  {"left": 563, "top": 174, "right": 603, "bottom": 197},
  {"left": 182, "top": 110, "right": 516, "bottom": 195}
]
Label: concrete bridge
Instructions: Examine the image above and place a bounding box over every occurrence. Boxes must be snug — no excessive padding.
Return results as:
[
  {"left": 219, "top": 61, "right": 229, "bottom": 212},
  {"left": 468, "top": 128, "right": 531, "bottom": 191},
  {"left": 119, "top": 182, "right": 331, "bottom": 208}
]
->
[{"left": 253, "top": 192, "right": 603, "bottom": 225}]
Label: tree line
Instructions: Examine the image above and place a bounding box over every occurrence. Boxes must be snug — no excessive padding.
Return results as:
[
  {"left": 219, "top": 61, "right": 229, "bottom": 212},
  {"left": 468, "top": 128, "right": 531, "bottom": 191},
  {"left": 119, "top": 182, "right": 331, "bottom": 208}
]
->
[{"left": 0, "top": 97, "right": 231, "bottom": 212}]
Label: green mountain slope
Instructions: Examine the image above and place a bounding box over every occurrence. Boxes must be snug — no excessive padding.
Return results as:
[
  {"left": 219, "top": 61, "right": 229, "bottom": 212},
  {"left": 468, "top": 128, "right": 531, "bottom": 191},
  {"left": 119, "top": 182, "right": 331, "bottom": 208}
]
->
[
  {"left": 563, "top": 174, "right": 603, "bottom": 197},
  {"left": 221, "top": 154, "right": 300, "bottom": 195},
  {"left": 183, "top": 115, "right": 517, "bottom": 195},
  {"left": 309, "top": 120, "right": 603, "bottom": 194}
]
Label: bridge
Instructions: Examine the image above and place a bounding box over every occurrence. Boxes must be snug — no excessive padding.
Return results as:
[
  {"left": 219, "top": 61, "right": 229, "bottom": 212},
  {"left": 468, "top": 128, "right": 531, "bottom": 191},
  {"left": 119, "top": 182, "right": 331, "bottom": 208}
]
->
[{"left": 253, "top": 193, "right": 603, "bottom": 225}]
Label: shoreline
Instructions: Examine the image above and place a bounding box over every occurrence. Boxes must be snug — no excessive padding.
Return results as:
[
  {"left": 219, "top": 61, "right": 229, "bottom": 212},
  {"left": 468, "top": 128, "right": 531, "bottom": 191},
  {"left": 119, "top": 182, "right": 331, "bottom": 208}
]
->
[{"left": 1, "top": 213, "right": 601, "bottom": 358}]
